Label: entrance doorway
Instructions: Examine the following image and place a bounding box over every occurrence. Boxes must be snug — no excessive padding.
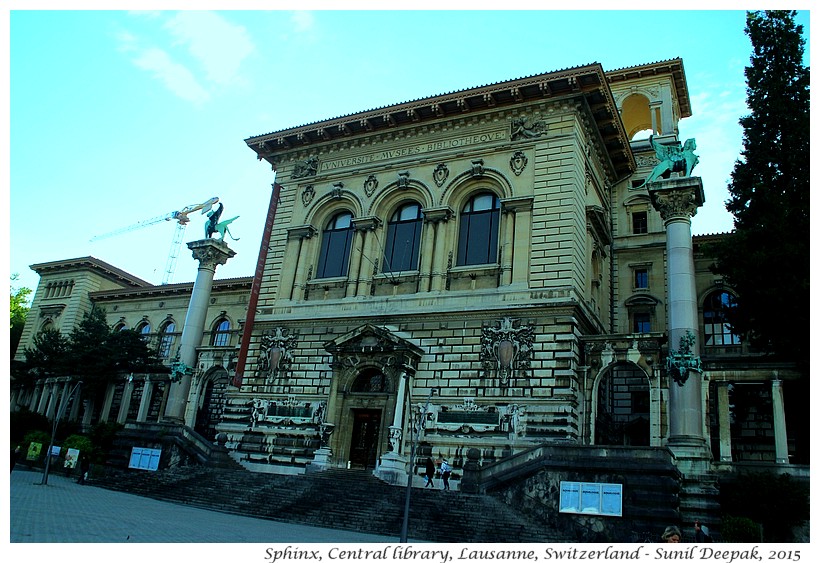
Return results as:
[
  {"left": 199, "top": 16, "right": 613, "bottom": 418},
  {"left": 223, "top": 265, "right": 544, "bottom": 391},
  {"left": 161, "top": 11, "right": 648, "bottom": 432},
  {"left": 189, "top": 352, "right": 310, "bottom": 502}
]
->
[{"left": 348, "top": 409, "right": 381, "bottom": 469}]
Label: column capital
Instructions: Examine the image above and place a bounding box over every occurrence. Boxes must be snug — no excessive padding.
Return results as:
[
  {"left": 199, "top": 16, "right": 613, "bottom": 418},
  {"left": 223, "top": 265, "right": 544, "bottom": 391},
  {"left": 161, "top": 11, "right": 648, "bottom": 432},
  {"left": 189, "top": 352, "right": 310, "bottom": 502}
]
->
[
  {"left": 500, "top": 195, "right": 534, "bottom": 214},
  {"left": 287, "top": 224, "right": 317, "bottom": 240},
  {"left": 421, "top": 205, "right": 454, "bottom": 224},
  {"left": 187, "top": 239, "right": 236, "bottom": 270},
  {"left": 648, "top": 176, "right": 705, "bottom": 222}
]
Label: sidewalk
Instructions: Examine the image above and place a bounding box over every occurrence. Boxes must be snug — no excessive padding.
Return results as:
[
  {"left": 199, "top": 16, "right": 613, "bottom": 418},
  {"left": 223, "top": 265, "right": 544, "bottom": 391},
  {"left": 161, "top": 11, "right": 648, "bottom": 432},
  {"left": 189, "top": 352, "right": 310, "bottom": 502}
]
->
[{"left": 9, "top": 467, "right": 401, "bottom": 543}]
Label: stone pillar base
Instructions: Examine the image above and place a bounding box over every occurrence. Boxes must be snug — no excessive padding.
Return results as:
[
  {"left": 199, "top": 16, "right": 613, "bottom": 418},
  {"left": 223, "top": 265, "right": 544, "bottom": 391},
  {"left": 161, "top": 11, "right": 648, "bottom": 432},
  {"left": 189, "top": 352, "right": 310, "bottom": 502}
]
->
[
  {"left": 372, "top": 452, "right": 408, "bottom": 486},
  {"left": 668, "top": 442, "right": 713, "bottom": 480},
  {"left": 307, "top": 447, "right": 333, "bottom": 473}
]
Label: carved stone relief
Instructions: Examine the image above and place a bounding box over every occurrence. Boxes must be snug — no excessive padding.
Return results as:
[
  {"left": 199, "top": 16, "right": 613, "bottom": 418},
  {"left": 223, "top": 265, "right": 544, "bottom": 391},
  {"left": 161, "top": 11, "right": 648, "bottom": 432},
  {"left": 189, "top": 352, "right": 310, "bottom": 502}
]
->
[
  {"left": 433, "top": 163, "right": 449, "bottom": 187},
  {"left": 480, "top": 317, "right": 534, "bottom": 386},
  {"left": 256, "top": 327, "right": 298, "bottom": 382},
  {"left": 510, "top": 151, "right": 528, "bottom": 176},
  {"left": 364, "top": 175, "right": 378, "bottom": 197},
  {"left": 510, "top": 116, "right": 547, "bottom": 140},
  {"left": 301, "top": 185, "right": 315, "bottom": 207},
  {"left": 291, "top": 156, "right": 319, "bottom": 179}
]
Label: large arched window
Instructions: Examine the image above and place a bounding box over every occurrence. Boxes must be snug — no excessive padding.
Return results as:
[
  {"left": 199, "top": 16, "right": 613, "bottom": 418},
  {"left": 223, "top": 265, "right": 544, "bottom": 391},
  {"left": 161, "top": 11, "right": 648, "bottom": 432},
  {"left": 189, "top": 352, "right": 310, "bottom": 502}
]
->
[
  {"left": 158, "top": 321, "right": 176, "bottom": 358},
  {"left": 136, "top": 320, "right": 151, "bottom": 343},
  {"left": 211, "top": 318, "right": 231, "bottom": 347},
  {"left": 457, "top": 192, "right": 500, "bottom": 266},
  {"left": 316, "top": 211, "right": 355, "bottom": 279},
  {"left": 383, "top": 202, "right": 423, "bottom": 273},
  {"left": 704, "top": 291, "right": 741, "bottom": 346},
  {"left": 596, "top": 363, "right": 650, "bottom": 446}
]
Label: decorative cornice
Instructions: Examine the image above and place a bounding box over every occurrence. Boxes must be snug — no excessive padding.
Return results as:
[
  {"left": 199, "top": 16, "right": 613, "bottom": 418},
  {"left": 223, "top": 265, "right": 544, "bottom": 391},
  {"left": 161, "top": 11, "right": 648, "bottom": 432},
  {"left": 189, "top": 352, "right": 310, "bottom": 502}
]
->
[
  {"left": 30, "top": 256, "right": 150, "bottom": 288},
  {"left": 246, "top": 63, "right": 634, "bottom": 181}
]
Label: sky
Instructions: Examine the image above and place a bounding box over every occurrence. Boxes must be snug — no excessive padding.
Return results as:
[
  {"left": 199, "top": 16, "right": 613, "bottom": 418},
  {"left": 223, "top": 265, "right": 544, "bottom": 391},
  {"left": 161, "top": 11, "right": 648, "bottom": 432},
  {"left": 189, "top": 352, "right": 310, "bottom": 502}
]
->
[{"left": 5, "top": 6, "right": 813, "bottom": 297}]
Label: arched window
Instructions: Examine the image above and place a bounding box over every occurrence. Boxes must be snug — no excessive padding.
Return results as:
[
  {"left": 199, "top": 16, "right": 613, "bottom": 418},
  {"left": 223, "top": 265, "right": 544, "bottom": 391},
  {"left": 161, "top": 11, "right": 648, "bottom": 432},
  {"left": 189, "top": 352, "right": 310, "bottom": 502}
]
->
[
  {"left": 316, "top": 211, "right": 354, "bottom": 278},
  {"left": 383, "top": 202, "right": 423, "bottom": 273},
  {"left": 596, "top": 363, "right": 650, "bottom": 446},
  {"left": 158, "top": 321, "right": 176, "bottom": 358},
  {"left": 351, "top": 368, "right": 389, "bottom": 393},
  {"left": 211, "top": 319, "right": 231, "bottom": 347},
  {"left": 457, "top": 192, "right": 500, "bottom": 266},
  {"left": 136, "top": 321, "right": 151, "bottom": 342},
  {"left": 704, "top": 291, "right": 741, "bottom": 346},
  {"left": 112, "top": 322, "right": 128, "bottom": 332}
]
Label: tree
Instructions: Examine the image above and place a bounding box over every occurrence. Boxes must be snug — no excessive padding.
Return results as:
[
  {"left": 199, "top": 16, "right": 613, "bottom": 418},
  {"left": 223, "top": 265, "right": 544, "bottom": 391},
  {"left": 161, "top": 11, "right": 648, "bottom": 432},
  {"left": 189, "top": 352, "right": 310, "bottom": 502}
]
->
[
  {"left": 65, "top": 307, "right": 166, "bottom": 397},
  {"left": 10, "top": 274, "right": 33, "bottom": 357},
  {"left": 23, "top": 328, "right": 71, "bottom": 380},
  {"left": 21, "top": 306, "right": 167, "bottom": 400},
  {"left": 707, "top": 11, "right": 809, "bottom": 367}
]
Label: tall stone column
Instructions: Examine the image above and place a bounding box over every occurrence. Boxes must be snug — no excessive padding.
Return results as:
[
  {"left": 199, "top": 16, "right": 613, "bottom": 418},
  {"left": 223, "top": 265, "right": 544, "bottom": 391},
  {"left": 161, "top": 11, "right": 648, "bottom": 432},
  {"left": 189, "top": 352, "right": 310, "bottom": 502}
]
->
[
  {"left": 649, "top": 176, "right": 706, "bottom": 449},
  {"left": 136, "top": 377, "right": 154, "bottom": 422},
  {"left": 373, "top": 364, "right": 415, "bottom": 486},
  {"left": 771, "top": 378, "right": 789, "bottom": 464},
  {"left": 716, "top": 382, "right": 733, "bottom": 462},
  {"left": 422, "top": 208, "right": 452, "bottom": 292},
  {"left": 163, "top": 239, "right": 235, "bottom": 424},
  {"left": 117, "top": 377, "right": 135, "bottom": 424},
  {"left": 501, "top": 196, "right": 533, "bottom": 287}
]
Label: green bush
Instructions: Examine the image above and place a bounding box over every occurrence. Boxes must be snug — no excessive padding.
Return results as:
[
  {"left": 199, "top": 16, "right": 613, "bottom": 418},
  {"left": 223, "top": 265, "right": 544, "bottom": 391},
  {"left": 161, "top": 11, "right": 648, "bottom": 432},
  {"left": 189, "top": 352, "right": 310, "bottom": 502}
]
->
[
  {"left": 721, "top": 472, "right": 809, "bottom": 542},
  {"left": 88, "top": 421, "right": 124, "bottom": 463},
  {"left": 721, "top": 515, "right": 763, "bottom": 543},
  {"left": 62, "top": 434, "right": 93, "bottom": 456}
]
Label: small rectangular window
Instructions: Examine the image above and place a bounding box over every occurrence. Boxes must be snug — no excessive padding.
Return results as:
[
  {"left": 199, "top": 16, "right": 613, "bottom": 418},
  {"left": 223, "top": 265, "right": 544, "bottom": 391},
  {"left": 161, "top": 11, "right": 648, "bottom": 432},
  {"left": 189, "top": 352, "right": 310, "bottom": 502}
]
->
[
  {"left": 633, "top": 312, "right": 651, "bottom": 334},
  {"left": 632, "top": 211, "right": 648, "bottom": 234},
  {"left": 634, "top": 269, "right": 648, "bottom": 289}
]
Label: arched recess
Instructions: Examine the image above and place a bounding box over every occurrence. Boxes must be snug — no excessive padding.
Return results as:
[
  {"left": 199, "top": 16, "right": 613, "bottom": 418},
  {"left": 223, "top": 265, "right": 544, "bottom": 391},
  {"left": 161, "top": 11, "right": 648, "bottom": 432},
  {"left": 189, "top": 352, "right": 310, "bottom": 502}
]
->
[
  {"left": 592, "top": 361, "right": 652, "bottom": 446},
  {"left": 440, "top": 168, "right": 512, "bottom": 210},
  {"left": 304, "top": 190, "right": 364, "bottom": 228},
  {"left": 193, "top": 366, "right": 231, "bottom": 441},
  {"left": 369, "top": 187, "right": 430, "bottom": 275},
  {"left": 368, "top": 181, "right": 433, "bottom": 217},
  {"left": 620, "top": 93, "right": 653, "bottom": 140},
  {"left": 324, "top": 324, "right": 423, "bottom": 469}
]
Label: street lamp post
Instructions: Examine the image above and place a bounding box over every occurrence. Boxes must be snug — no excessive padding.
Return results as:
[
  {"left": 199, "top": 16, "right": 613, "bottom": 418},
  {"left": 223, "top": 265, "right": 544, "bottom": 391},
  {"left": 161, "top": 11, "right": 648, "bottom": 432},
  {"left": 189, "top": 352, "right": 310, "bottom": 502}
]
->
[
  {"left": 40, "top": 380, "right": 83, "bottom": 486},
  {"left": 400, "top": 373, "right": 437, "bottom": 543}
]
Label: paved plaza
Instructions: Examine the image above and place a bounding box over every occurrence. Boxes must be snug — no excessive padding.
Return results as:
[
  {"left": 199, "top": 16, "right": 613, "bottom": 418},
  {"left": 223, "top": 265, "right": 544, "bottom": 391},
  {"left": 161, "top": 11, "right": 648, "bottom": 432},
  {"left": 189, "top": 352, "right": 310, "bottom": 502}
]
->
[{"left": 9, "top": 467, "right": 400, "bottom": 544}]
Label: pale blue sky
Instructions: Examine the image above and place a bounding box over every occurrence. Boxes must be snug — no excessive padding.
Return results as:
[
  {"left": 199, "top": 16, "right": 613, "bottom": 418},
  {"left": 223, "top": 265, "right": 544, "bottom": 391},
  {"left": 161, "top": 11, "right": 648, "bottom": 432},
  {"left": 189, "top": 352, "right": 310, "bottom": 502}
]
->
[{"left": 7, "top": 8, "right": 812, "bottom": 295}]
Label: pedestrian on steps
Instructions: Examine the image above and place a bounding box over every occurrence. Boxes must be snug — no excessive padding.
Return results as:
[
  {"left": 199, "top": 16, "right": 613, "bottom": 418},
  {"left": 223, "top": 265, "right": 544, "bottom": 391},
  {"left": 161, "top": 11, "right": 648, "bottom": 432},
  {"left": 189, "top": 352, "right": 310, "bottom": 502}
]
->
[
  {"left": 440, "top": 458, "right": 452, "bottom": 490},
  {"left": 424, "top": 457, "right": 436, "bottom": 488}
]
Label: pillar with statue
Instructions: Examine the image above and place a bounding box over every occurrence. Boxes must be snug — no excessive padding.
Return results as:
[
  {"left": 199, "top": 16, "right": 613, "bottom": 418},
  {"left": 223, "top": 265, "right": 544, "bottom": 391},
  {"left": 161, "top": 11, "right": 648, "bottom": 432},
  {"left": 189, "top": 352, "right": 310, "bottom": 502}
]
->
[{"left": 163, "top": 207, "right": 238, "bottom": 425}]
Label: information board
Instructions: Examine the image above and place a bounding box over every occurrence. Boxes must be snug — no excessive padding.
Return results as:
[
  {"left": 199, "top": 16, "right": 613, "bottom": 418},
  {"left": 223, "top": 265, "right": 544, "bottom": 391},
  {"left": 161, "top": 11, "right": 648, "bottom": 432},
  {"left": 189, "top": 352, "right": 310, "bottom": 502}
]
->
[
  {"left": 559, "top": 481, "right": 623, "bottom": 517},
  {"left": 128, "top": 447, "right": 162, "bottom": 471}
]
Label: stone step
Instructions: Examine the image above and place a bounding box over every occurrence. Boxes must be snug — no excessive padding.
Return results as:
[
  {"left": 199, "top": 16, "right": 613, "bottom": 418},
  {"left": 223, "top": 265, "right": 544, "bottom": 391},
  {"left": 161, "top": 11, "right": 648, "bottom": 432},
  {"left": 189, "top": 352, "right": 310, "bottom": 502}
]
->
[{"left": 91, "top": 466, "right": 565, "bottom": 542}]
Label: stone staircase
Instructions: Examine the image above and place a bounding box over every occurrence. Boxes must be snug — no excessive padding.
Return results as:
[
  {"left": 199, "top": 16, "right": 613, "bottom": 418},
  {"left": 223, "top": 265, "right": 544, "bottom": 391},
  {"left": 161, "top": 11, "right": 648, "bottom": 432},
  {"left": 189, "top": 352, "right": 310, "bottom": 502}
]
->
[{"left": 90, "top": 465, "right": 569, "bottom": 542}]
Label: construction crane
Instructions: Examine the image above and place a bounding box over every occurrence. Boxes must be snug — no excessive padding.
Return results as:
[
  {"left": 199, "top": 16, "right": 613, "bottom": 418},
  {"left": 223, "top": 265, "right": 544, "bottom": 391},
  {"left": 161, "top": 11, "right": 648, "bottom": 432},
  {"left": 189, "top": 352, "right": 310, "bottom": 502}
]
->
[{"left": 90, "top": 197, "right": 219, "bottom": 285}]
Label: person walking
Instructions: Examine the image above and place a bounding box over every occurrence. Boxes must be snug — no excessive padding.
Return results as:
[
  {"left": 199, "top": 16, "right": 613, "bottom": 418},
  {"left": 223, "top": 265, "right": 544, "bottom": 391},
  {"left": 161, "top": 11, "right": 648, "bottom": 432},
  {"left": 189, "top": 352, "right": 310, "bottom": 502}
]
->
[
  {"left": 440, "top": 458, "right": 452, "bottom": 490},
  {"left": 662, "top": 525, "right": 682, "bottom": 543},
  {"left": 424, "top": 457, "right": 436, "bottom": 488},
  {"left": 11, "top": 445, "right": 21, "bottom": 472}
]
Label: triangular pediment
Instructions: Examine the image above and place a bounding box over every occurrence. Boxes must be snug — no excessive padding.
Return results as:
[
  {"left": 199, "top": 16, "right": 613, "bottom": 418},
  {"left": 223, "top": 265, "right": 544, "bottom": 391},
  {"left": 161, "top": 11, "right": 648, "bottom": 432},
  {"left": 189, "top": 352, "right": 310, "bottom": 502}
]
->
[{"left": 324, "top": 324, "right": 424, "bottom": 359}]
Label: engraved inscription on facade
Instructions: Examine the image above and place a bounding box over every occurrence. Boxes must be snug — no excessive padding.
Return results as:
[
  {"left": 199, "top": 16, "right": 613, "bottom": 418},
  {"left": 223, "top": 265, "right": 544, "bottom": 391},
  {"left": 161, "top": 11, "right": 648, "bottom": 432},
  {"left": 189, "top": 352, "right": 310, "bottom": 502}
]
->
[{"left": 319, "top": 131, "right": 506, "bottom": 172}]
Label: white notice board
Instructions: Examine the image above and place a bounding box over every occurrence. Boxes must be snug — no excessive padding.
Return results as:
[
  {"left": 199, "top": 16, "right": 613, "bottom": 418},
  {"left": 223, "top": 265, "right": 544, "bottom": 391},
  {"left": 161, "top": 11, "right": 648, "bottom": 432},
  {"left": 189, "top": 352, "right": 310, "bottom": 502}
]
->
[
  {"left": 559, "top": 481, "right": 623, "bottom": 517},
  {"left": 128, "top": 447, "right": 161, "bottom": 471}
]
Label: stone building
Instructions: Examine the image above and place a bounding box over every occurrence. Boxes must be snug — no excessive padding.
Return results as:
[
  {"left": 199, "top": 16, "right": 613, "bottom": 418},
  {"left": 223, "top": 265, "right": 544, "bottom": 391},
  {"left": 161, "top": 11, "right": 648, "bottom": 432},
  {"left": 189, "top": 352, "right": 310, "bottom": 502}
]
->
[
  {"left": 11, "top": 257, "right": 251, "bottom": 442},
  {"left": 12, "top": 58, "right": 806, "bottom": 538}
]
